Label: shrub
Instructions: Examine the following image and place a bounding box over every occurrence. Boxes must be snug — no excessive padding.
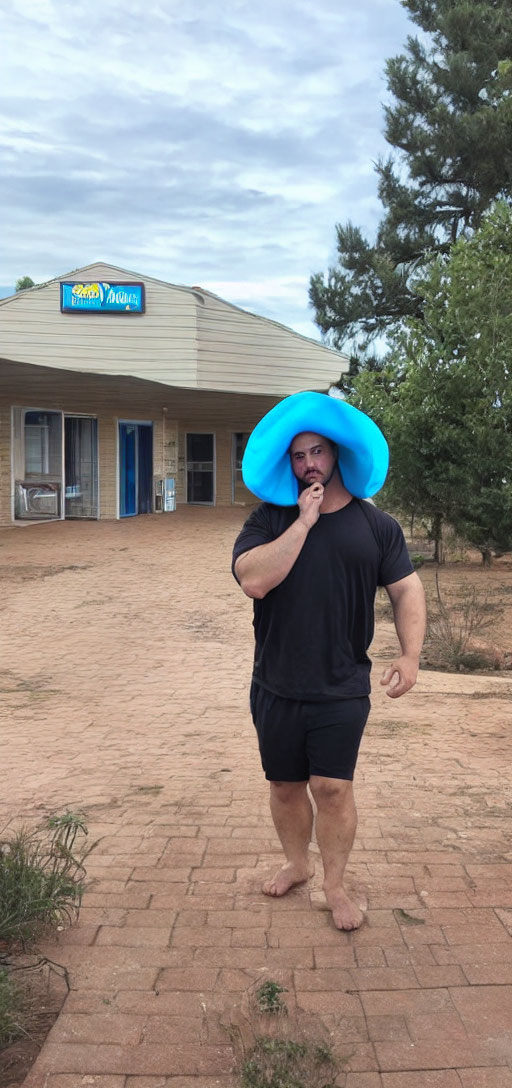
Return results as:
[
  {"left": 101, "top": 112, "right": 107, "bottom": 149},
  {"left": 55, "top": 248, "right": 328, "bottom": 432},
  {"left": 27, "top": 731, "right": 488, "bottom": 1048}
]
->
[
  {"left": 0, "top": 811, "right": 96, "bottom": 947},
  {"left": 425, "top": 573, "right": 503, "bottom": 670},
  {"left": 0, "top": 968, "right": 23, "bottom": 1050}
]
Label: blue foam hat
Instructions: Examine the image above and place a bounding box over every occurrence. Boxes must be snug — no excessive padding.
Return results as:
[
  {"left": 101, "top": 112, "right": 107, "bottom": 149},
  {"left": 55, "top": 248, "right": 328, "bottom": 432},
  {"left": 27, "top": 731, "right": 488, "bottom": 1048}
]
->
[{"left": 242, "top": 390, "right": 389, "bottom": 505}]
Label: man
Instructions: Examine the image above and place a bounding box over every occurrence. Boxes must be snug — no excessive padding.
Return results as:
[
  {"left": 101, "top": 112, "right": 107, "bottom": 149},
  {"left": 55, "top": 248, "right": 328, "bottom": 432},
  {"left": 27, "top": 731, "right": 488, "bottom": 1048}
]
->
[{"left": 232, "top": 392, "right": 426, "bottom": 931}]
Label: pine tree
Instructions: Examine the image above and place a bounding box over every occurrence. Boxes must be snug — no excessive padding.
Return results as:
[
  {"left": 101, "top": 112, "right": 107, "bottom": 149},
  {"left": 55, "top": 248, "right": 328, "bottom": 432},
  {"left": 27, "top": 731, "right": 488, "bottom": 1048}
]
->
[{"left": 310, "top": 0, "right": 512, "bottom": 348}]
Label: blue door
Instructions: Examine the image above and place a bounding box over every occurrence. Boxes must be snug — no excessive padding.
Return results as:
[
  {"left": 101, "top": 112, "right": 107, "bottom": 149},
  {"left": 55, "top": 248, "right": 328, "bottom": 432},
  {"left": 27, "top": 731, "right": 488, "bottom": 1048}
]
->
[{"left": 119, "top": 423, "right": 153, "bottom": 517}]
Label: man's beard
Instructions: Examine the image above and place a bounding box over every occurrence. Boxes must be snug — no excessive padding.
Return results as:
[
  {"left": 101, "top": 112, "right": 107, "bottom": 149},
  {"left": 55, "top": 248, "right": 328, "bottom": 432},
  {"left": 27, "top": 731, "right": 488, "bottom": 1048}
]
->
[{"left": 298, "top": 464, "right": 339, "bottom": 491}]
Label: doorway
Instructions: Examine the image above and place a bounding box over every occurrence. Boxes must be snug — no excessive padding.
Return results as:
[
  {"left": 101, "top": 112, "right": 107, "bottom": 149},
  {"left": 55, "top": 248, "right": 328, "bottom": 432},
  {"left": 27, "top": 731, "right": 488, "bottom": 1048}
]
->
[
  {"left": 64, "top": 416, "right": 99, "bottom": 518},
  {"left": 186, "top": 433, "right": 215, "bottom": 504},
  {"left": 119, "top": 422, "right": 153, "bottom": 517},
  {"left": 13, "top": 408, "right": 98, "bottom": 521},
  {"left": 232, "top": 432, "right": 250, "bottom": 503}
]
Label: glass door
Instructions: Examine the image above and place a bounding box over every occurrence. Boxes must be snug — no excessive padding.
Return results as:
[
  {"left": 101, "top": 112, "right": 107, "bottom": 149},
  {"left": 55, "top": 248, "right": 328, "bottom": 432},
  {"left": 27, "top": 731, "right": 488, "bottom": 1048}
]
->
[
  {"left": 119, "top": 422, "right": 153, "bottom": 517},
  {"left": 137, "top": 424, "right": 153, "bottom": 514},
  {"left": 13, "top": 408, "right": 63, "bottom": 520},
  {"left": 232, "top": 432, "right": 250, "bottom": 503},
  {"left": 186, "top": 433, "right": 215, "bottom": 504},
  {"left": 64, "top": 417, "right": 98, "bottom": 518}
]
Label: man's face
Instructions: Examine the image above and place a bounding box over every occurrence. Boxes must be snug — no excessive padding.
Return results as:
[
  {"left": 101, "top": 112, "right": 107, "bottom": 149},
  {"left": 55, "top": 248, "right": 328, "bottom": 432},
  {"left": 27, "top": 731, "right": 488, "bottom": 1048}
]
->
[{"left": 289, "top": 432, "right": 337, "bottom": 486}]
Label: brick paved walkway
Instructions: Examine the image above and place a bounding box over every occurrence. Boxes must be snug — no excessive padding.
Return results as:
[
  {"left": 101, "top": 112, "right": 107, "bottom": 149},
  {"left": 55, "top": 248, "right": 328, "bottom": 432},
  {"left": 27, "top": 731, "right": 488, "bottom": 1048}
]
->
[{"left": 1, "top": 509, "right": 512, "bottom": 1088}]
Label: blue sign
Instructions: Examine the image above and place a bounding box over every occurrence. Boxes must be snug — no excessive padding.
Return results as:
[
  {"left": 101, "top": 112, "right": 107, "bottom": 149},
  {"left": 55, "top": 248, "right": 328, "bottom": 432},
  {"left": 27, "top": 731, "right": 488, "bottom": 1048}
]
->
[{"left": 60, "top": 282, "right": 145, "bottom": 313}]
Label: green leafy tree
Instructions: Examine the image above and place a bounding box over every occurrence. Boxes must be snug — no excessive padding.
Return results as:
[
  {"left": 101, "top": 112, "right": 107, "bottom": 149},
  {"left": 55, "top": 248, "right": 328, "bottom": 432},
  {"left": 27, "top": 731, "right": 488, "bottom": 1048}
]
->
[
  {"left": 15, "top": 276, "right": 35, "bottom": 292},
  {"left": 310, "top": 0, "right": 512, "bottom": 348},
  {"left": 348, "top": 352, "right": 449, "bottom": 555},
  {"left": 350, "top": 202, "right": 512, "bottom": 563},
  {"left": 422, "top": 201, "right": 512, "bottom": 562}
]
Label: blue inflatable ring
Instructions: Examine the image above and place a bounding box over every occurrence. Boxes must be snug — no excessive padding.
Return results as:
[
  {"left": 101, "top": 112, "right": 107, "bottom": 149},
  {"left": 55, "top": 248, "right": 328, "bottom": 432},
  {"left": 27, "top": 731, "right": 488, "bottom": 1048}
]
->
[{"left": 242, "top": 391, "right": 389, "bottom": 506}]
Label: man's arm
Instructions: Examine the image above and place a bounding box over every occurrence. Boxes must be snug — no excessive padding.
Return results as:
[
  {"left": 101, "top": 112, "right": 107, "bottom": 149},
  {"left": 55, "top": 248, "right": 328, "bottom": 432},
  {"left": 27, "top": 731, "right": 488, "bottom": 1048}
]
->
[
  {"left": 235, "top": 482, "right": 323, "bottom": 599},
  {"left": 380, "top": 571, "right": 427, "bottom": 698}
]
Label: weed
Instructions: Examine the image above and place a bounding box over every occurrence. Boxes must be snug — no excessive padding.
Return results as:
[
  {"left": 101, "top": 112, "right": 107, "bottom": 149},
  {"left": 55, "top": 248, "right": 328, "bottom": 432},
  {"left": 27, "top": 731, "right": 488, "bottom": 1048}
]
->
[
  {"left": 374, "top": 719, "right": 411, "bottom": 733},
  {"left": 441, "top": 527, "right": 469, "bottom": 564},
  {"left": 227, "top": 982, "right": 340, "bottom": 1088},
  {"left": 424, "top": 573, "right": 503, "bottom": 671},
  {"left": 314, "top": 1041, "right": 334, "bottom": 1063},
  {"left": 0, "top": 968, "right": 23, "bottom": 1049},
  {"left": 409, "top": 552, "right": 427, "bottom": 570},
  {"left": 254, "top": 981, "right": 288, "bottom": 1016},
  {"left": 470, "top": 689, "right": 512, "bottom": 700},
  {"left": 0, "top": 811, "right": 96, "bottom": 947},
  {"left": 0, "top": 671, "right": 61, "bottom": 699},
  {"left": 241, "top": 1036, "right": 336, "bottom": 1088}
]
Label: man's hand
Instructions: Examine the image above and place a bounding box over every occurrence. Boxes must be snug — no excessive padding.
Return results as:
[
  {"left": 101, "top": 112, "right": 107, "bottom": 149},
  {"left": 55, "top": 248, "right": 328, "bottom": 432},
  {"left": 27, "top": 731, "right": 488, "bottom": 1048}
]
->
[
  {"left": 297, "top": 482, "right": 324, "bottom": 528},
  {"left": 380, "top": 655, "right": 419, "bottom": 698}
]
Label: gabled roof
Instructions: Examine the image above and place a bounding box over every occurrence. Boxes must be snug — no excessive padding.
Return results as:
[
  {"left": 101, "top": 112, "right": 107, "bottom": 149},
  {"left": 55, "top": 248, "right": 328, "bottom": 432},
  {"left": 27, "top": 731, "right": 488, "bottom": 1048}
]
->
[
  {"left": 0, "top": 261, "right": 348, "bottom": 396},
  {"left": 1, "top": 261, "right": 342, "bottom": 356}
]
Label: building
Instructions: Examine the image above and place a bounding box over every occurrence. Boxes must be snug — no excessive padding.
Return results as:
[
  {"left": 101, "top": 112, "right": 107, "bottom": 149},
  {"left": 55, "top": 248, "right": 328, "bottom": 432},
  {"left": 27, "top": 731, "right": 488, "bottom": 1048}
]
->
[{"left": 0, "top": 262, "right": 348, "bottom": 526}]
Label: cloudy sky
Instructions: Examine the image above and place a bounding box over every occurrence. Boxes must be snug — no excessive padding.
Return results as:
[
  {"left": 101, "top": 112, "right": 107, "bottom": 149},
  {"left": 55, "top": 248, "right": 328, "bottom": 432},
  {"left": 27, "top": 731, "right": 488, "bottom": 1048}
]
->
[{"left": 1, "top": 0, "right": 414, "bottom": 341}]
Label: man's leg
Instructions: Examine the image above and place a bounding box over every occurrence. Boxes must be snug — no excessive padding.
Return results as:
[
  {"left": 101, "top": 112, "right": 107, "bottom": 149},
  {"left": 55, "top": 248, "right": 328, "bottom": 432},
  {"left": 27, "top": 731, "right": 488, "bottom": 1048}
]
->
[
  {"left": 263, "top": 780, "right": 315, "bottom": 896},
  {"left": 308, "top": 775, "right": 363, "bottom": 930}
]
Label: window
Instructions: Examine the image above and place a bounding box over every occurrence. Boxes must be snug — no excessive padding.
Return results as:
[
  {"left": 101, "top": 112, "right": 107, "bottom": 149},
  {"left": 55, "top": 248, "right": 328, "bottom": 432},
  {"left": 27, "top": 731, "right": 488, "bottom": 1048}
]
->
[
  {"left": 23, "top": 411, "right": 62, "bottom": 478},
  {"left": 24, "top": 412, "right": 51, "bottom": 474}
]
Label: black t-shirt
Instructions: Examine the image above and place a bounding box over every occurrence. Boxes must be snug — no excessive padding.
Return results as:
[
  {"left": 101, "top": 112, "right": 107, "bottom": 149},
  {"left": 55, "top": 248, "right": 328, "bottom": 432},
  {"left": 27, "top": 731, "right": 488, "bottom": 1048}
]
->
[{"left": 232, "top": 498, "right": 414, "bottom": 701}]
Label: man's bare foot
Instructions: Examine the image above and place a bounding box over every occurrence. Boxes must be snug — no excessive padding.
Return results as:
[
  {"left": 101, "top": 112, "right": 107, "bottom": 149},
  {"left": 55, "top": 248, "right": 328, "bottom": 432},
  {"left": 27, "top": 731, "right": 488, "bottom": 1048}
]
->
[
  {"left": 324, "top": 886, "right": 365, "bottom": 930},
  {"left": 262, "top": 860, "right": 314, "bottom": 897}
]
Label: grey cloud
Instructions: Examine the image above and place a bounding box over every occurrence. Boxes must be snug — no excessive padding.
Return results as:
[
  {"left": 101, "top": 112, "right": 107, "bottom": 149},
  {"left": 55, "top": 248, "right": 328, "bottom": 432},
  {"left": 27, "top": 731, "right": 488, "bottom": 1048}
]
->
[{"left": 1, "top": 0, "right": 414, "bottom": 334}]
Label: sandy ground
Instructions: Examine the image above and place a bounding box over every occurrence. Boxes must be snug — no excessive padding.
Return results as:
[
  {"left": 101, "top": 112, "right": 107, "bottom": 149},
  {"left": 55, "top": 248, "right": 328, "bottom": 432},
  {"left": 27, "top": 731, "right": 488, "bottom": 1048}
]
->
[{"left": 1, "top": 508, "right": 512, "bottom": 1088}]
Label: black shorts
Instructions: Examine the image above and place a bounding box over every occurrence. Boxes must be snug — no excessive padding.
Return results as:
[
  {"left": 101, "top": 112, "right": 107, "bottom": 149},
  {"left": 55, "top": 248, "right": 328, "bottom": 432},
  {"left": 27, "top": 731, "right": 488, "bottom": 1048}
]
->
[{"left": 250, "top": 682, "right": 370, "bottom": 783}]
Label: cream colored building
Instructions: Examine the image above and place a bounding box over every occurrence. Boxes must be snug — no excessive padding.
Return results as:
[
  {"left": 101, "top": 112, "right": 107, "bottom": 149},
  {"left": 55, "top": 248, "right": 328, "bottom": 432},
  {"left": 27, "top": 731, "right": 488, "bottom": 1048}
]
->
[{"left": 0, "top": 262, "right": 348, "bottom": 526}]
